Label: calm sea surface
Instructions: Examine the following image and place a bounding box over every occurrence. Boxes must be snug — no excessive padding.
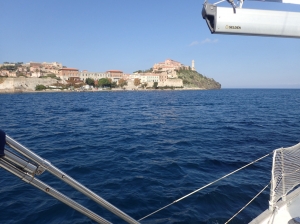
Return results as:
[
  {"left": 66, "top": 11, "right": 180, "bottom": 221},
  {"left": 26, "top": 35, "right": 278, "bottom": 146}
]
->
[{"left": 0, "top": 89, "right": 300, "bottom": 224}]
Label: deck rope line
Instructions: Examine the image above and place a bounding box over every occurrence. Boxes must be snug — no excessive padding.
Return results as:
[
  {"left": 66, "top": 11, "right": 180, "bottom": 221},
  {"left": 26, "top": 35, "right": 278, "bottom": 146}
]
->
[
  {"left": 225, "top": 182, "right": 270, "bottom": 224},
  {"left": 267, "top": 206, "right": 277, "bottom": 224},
  {"left": 138, "top": 152, "right": 273, "bottom": 221}
]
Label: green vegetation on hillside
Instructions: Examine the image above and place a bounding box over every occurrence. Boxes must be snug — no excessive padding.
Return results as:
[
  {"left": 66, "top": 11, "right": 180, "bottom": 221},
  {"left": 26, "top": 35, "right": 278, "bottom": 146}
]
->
[
  {"left": 177, "top": 69, "right": 221, "bottom": 89},
  {"left": 35, "top": 85, "right": 47, "bottom": 91}
]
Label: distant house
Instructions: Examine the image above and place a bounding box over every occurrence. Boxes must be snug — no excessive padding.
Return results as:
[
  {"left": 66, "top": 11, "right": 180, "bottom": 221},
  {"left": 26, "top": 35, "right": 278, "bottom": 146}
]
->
[
  {"left": 31, "top": 72, "right": 41, "bottom": 77},
  {"left": 0, "top": 70, "right": 10, "bottom": 77},
  {"left": 58, "top": 68, "right": 79, "bottom": 81},
  {"left": 106, "top": 70, "right": 123, "bottom": 83},
  {"left": 140, "top": 73, "right": 160, "bottom": 83}
]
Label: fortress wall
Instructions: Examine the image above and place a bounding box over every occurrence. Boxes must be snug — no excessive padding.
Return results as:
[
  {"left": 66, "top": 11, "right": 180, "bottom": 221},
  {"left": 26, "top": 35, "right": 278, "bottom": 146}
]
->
[
  {"left": 158, "top": 79, "right": 183, "bottom": 87},
  {"left": 0, "top": 77, "right": 57, "bottom": 92}
]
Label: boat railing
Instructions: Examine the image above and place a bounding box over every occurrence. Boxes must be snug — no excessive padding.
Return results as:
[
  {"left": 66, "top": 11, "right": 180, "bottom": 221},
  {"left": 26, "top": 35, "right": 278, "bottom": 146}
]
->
[
  {"left": 0, "top": 130, "right": 139, "bottom": 224},
  {"left": 269, "top": 143, "right": 300, "bottom": 210}
]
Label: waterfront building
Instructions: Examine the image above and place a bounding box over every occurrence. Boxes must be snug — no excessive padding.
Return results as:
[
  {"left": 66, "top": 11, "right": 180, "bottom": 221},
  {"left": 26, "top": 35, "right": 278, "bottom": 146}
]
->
[
  {"left": 79, "top": 71, "right": 111, "bottom": 82},
  {"left": 58, "top": 68, "right": 79, "bottom": 81},
  {"left": 106, "top": 70, "right": 123, "bottom": 83},
  {"left": 140, "top": 73, "right": 160, "bottom": 83},
  {"left": 158, "top": 72, "right": 168, "bottom": 82}
]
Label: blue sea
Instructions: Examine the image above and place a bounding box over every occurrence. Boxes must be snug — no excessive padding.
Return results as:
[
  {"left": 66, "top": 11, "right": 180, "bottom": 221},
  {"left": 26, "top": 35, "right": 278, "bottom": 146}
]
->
[{"left": 0, "top": 89, "right": 300, "bottom": 224}]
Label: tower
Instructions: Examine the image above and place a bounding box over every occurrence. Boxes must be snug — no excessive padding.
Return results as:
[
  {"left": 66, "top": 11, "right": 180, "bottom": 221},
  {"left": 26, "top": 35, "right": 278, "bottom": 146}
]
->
[{"left": 192, "top": 60, "right": 195, "bottom": 71}]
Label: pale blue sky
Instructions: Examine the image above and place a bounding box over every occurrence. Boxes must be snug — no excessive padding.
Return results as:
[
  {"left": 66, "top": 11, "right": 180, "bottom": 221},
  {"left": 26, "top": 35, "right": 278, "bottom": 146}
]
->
[{"left": 1, "top": 0, "right": 299, "bottom": 88}]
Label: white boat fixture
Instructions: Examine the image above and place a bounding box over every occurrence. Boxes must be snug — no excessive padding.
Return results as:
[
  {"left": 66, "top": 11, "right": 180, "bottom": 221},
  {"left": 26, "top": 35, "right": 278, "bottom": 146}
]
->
[
  {"left": 251, "top": 143, "right": 300, "bottom": 224},
  {"left": 202, "top": 0, "right": 300, "bottom": 38}
]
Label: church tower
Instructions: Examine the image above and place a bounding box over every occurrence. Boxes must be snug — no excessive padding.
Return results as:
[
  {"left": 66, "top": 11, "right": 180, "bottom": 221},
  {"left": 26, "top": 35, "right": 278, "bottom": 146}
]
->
[{"left": 192, "top": 60, "right": 195, "bottom": 71}]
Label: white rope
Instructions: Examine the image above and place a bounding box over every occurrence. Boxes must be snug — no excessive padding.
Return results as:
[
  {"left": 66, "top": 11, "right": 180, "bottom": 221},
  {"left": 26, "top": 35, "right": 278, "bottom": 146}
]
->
[
  {"left": 213, "top": 0, "right": 227, "bottom": 5},
  {"left": 225, "top": 182, "right": 270, "bottom": 224},
  {"left": 138, "top": 152, "right": 273, "bottom": 221},
  {"left": 267, "top": 206, "right": 277, "bottom": 224}
]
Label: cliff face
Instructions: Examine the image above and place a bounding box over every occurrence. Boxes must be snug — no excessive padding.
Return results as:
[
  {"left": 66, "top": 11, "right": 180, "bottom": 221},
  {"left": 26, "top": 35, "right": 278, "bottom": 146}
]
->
[
  {"left": 0, "top": 77, "right": 57, "bottom": 92},
  {"left": 177, "top": 70, "right": 221, "bottom": 89}
]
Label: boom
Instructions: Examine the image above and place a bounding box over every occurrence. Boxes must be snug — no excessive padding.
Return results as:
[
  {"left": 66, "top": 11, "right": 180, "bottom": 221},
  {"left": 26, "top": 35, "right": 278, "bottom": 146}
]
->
[{"left": 202, "top": 1, "right": 300, "bottom": 38}]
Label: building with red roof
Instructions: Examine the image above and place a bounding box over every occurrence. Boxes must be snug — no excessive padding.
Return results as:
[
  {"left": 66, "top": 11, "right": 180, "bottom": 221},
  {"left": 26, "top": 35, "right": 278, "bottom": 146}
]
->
[
  {"left": 58, "top": 68, "right": 79, "bottom": 81},
  {"left": 106, "top": 70, "right": 123, "bottom": 83}
]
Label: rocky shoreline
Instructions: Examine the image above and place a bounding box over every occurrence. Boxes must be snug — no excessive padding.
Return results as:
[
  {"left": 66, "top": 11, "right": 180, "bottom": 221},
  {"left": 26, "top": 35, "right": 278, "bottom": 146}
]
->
[
  {"left": 0, "top": 76, "right": 219, "bottom": 94},
  {"left": 0, "top": 87, "right": 211, "bottom": 94}
]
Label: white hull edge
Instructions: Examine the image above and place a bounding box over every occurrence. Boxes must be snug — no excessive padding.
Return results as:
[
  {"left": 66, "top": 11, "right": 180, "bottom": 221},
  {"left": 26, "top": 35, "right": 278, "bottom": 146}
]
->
[{"left": 250, "top": 187, "right": 300, "bottom": 224}]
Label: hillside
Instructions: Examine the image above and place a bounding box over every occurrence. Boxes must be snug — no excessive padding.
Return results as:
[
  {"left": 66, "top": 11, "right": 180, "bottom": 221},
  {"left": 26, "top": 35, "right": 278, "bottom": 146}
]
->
[{"left": 177, "top": 70, "right": 221, "bottom": 89}]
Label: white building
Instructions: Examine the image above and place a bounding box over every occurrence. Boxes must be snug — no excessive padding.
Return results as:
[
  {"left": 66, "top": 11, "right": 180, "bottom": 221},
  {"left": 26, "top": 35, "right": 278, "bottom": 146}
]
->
[
  {"left": 129, "top": 73, "right": 142, "bottom": 80},
  {"left": 140, "top": 73, "right": 160, "bottom": 83},
  {"left": 31, "top": 72, "right": 41, "bottom": 77},
  {"left": 80, "top": 71, "right": 111, "bottom": 82}
]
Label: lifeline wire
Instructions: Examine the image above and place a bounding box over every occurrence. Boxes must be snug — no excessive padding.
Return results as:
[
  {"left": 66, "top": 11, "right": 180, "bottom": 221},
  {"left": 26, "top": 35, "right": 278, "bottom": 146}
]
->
[
  {"left": 213, "top": 0, "right": 227, "bottom": 5},
  {"left": 138, "top": 152, "right": 273, "bottom": 221},
  {"left": 225, "top": 182, "right": 270, "bottom": 224}
]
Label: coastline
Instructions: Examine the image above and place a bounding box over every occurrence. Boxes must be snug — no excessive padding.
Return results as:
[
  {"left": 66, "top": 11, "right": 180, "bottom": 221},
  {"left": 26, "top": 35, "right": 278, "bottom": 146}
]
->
[{"left": 0, "top": 87, "right": 210, "bottom": 94}]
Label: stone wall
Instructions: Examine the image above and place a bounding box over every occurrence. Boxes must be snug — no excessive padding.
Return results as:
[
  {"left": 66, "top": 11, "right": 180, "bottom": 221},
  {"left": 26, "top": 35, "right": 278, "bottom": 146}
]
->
[
  {"left": 0, "top": 77, "right": 58, "bottom": 92},
  {"left": 157, "top": 78, "right": 183, "bottom": 87}
]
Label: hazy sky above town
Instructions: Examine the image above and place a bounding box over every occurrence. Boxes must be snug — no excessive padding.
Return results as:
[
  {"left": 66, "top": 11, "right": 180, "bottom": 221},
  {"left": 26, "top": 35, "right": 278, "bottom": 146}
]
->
[{"left": 1, "top": 0, "right": 300, "bottom": 88}]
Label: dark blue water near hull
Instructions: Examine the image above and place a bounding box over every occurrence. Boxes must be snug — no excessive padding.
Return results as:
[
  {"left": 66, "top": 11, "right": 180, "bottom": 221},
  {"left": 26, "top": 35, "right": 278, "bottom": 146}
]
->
[{"left": 0, "top": 89, "right": 300, "bottom": 224}]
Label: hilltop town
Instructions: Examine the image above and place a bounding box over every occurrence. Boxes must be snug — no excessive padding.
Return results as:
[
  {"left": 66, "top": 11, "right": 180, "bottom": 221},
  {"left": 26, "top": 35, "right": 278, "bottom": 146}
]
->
[{"left": 0, "top": 59, "right": 221, "bottom": 92}]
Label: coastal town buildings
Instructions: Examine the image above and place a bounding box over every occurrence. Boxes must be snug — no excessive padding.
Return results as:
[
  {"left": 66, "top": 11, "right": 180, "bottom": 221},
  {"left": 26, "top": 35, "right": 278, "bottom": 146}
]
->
[
  {"left": 153, "top": 59, "right": 188, "bottom": 72},
  {"left": 0, "top": 61, "right": 64, "bottom": 78},
  {"left": 40, "top": 62, "right": 62, "bottom": 75},
  {"left": 130, "top": 69, "right": 178, "bottom": 83},
  {"left": 0, "top": 58, "right": 191, "bottom": 89}
]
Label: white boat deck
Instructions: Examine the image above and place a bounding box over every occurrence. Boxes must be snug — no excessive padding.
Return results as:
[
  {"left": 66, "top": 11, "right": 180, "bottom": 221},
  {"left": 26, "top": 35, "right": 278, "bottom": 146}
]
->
[{"left": 250, "top": 187, "right": 300, "bottom": 224}]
